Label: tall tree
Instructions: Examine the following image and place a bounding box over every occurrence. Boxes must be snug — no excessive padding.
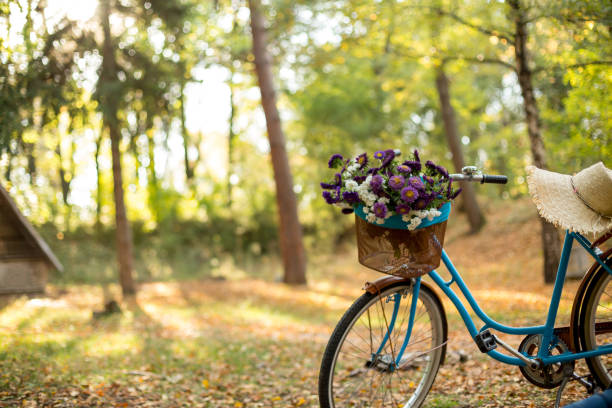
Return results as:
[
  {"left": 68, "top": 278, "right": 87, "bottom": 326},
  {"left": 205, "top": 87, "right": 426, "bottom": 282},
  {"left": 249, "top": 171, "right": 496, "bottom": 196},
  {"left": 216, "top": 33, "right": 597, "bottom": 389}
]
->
[
  {"left": 98, "top": 0, "right": 136, "bottom": 296},
  {"left": 227, "top": 68, "right": 237, "bottom": 206},
  {"left": 435, "top": 64, "right": 485, "bottom": 233},
  {"left": 249, "top": 0, "right": 307, "bottom": 284},
  {"left": 507, "top": 0, "right": 561, "bottom": 283}
]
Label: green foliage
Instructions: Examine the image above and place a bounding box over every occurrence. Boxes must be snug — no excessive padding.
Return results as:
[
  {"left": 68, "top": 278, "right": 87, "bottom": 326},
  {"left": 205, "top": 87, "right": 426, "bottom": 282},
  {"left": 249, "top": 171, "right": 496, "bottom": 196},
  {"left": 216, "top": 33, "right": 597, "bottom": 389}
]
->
[{"left": 544, "top": 63, "right": 612, "bottom": 170}]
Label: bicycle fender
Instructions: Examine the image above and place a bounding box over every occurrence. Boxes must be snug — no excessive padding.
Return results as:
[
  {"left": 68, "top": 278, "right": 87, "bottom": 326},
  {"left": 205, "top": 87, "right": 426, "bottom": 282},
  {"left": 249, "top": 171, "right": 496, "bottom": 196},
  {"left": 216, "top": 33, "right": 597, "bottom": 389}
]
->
[
  {"left": 363, "top": 275, "right": 410, "bottom": 294},
  {"left": 363, "top": 275, "right": 441, "bottom": 302}
]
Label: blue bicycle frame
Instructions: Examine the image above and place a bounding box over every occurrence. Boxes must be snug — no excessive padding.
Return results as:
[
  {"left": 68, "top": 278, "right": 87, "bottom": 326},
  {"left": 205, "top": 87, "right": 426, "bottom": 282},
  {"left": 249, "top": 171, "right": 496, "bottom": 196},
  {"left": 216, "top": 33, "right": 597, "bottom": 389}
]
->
[{"left": 378, "top": 230, "right": 612, "bottom": 368}]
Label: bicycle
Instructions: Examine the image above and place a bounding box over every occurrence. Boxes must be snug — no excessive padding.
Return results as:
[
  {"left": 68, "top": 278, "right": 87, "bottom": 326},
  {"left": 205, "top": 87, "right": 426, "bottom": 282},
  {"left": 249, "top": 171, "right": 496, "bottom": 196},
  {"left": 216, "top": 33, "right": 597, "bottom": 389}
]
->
[{"left": 318, "top": 165, "right": 612, "bottom": 408}]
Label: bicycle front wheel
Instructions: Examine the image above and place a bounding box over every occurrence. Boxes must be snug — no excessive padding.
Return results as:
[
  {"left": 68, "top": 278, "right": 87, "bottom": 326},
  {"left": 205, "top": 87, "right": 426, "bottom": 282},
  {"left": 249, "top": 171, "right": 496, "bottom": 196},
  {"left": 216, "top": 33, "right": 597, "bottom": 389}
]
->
[
  {"left": 578, "top": 258, "right": 612, "bottom": 388},
  {"left": 318, "top": 282, "right": 447, "bottom": 408}
]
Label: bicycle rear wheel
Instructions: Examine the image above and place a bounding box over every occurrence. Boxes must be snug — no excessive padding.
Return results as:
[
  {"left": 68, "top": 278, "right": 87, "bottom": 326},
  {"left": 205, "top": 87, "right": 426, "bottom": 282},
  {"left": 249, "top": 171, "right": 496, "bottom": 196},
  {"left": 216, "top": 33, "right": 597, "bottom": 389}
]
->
[
  {"left": 318, "top": 282, "right": 447, "bottom": 408},
  {"left": 578, "top": 257, "right": 612, "bottom": 387}
]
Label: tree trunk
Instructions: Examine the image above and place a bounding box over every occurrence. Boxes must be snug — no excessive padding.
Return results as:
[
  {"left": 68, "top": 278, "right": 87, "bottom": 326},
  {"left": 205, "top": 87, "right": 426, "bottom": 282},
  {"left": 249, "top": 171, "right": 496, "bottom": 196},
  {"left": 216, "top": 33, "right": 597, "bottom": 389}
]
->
[
  {"left": 94, "top": 133, "right": 103, "bottom": 231},
  {"left": 4, "top": 148, "right": 12, "bottom": 182},
  {"left": 227, "top": 69, "right": 236, "bottom": 207},
  {"left": 55, "top": 136, "right": 70, "bottom": 206},
  {"left": 180, "top": 81, "right": 193, "bottom": 182},
  {"left": 249, "top": 0, "right": 307, "bottom": 284},
  {"left": 509, "top": 0, "right": 561, "bottom": 283},
  {"left": 100, "top": 0, "right": 136, "bottom": 296},
  {"left": 435, "top": 66, "right": 485, "bottom": 233},
  {"left": 25, "top": 142, "right": 36, "bottom": 183},
  {"left": 146, "top": 121, "right": 160, "bottom": 223}
]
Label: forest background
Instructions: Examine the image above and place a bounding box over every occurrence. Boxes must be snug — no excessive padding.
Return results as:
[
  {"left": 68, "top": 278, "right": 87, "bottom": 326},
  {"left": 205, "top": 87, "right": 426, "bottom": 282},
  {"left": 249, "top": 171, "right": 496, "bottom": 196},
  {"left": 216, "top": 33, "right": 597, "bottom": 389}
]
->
[{"left": 1, "top": 0, "right": 610, "bottom": 290}]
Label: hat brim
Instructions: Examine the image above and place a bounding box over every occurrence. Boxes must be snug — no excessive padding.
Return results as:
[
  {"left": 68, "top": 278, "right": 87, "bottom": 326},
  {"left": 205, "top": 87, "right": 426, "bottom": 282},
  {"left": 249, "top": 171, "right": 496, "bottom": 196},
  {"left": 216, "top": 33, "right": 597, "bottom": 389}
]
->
[{"left": 526, "top": 166, "right": 612, "bottom": 236}]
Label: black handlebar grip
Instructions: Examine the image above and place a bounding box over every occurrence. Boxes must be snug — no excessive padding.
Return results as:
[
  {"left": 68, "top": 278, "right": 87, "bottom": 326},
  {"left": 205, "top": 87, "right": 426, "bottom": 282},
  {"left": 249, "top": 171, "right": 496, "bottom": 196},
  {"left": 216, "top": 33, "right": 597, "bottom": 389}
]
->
[{"left": 481, "top": 175, "right": 508, "bottom": 184}]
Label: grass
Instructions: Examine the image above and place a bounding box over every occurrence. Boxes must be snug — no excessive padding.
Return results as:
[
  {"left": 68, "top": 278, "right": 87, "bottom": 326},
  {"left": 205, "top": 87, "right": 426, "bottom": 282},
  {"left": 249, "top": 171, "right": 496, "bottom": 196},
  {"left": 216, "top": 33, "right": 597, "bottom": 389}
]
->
[{"left": 1, "top": 198, "right": 605, "bottom": 407}]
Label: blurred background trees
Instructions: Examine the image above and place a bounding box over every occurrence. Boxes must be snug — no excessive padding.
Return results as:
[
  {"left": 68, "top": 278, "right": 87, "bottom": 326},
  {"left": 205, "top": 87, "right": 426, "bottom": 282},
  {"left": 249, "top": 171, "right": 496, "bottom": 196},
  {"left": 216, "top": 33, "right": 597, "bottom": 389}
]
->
[{"left": 1, "top": 0, "right": 610, "bottom": 287}]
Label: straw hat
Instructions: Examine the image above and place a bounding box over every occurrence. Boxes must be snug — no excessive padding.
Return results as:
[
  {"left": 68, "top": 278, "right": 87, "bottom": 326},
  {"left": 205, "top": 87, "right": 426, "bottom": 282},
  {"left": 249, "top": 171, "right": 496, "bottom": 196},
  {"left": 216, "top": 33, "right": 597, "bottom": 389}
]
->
[{"left": 526, "top": 162, "right": 612, "bottom": 236}]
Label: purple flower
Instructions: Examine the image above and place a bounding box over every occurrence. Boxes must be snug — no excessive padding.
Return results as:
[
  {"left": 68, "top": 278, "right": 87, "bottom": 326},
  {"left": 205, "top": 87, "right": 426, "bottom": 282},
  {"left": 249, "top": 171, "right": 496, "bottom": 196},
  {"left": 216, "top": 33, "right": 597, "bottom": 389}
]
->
[
  {"left": 356, "top": 153, "right": 368, "bottom": 168},
  {"left": 367, "top": 167, "right": 379, "bottom": 175},
  {"left": 403, "top": 160, "right": 421, "bottom": 172},
  {"left": 397, "top": 164, "right": 411, "bottom": 173},
  {"left": 322, "top": 190, "right": 337, "bottom": 204},
  {"left": 322, "top": 187, "right": 342, "bottom": 204},
  {"left": 396, "top": 203, "right": 411, "bottom": 214},
  {"left": 414, "top": 149, "right": 421, "bottom": 163},
  {"left": 328, "top": 154, "right": 344, "bottom": 169},
  {"left": 374, "top": 150, "right": 385, "bottom": 160},
  {"left": 450, "top": 188, "right": 462, "bottom": 199},
  {"left": 389, "top": 175, "right": 405, "bottom": 191},
  {"left": 425, "top": 160, "right": 449, "bottom": 178},
  {"left": 373, "top": 202, "right": 388, "bottom": 218},
  {"left": 334, "top": 173, "right": 342, "bottom": 185},
  {"left": 354, "top": 175, "right": 367, "bottom": 183},
  {"left": 342, "top": 208, "right": 354, "bottom": 214},
  {"left": 370, "top": 174, "right": 384, "bottom": 192},
  {"left": 381, "top": 149, "right": 396, "bottom": 168},
  {"left": 401, "top": 186, "right": 419, "bottom": 203},
  {"left": 408, "top": 176, "right": 424, "bottom": 190},
  {"left": 320, "top": 182, "right": 335, "bottom": 189},
  {"left": 423, "top": 175, "right": 434, "bottom": 185},
  {"left": 436, "top": 165, "right": 449, "bottom": 179},
  {"left": 343, "top": 191, "right": 360, "bottom": 204},
  {"left": 414, "top": 196, "right": 432, "bottom": 210}
]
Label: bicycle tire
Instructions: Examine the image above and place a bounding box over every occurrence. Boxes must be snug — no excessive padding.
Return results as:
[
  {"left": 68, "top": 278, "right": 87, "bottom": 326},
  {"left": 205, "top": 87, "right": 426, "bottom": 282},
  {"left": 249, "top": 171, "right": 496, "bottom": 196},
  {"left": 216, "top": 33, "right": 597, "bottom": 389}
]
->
[
  {"left": 578, "top": 256, "right": 612, "bottom": 388},
  {"left": 318, "top": 282, "right": 447, "bottom": 408}
]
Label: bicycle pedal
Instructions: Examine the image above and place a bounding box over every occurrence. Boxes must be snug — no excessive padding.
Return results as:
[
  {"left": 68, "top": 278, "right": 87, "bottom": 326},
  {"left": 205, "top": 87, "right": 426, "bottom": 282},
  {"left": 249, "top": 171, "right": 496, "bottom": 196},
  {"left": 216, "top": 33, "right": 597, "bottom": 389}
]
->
[{"left": 475, "top": 329, "right": 497, "bottom": 353}]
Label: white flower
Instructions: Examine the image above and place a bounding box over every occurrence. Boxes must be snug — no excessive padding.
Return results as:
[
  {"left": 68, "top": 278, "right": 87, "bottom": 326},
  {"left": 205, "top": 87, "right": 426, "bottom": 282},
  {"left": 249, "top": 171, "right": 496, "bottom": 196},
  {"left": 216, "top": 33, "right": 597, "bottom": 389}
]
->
[
  {"left": 408, "top": 218, "right": 422, "bottom": 231},
  {"left": 378, "top": 197, "right": 390, "bottom": 204},
  {"left": 424, "top": 209, "right": 441, "bottom": 221},
  {"left": 345, "top": 180, "right": 358, "bottom": 191},
  {"left": 347, "top": 163, "right": 360, "bottom": 172},
  {"left": 366, "top": 213, "right": 377, "bottom": 223},
  {"left": 363, "top": 206, "right": 369, "bottom": 214},
  {"left": 375, "top": 218, "right": 385, "bottom": 224}
]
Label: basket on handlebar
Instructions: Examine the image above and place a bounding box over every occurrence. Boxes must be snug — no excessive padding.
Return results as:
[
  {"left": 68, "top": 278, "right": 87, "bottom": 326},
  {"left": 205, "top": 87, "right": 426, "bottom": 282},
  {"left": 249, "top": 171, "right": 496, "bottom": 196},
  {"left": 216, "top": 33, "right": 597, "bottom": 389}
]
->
[{"left": 355, "top": 202, "right": 451, "bottom": 278}]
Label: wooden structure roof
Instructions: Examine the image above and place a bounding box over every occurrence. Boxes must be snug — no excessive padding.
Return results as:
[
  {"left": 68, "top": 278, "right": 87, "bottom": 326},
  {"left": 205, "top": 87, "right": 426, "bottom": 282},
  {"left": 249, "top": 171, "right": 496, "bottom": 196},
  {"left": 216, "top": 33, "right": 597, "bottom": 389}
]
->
[{"left": 0, "top": 184, "right": 63, "bottom": 272}]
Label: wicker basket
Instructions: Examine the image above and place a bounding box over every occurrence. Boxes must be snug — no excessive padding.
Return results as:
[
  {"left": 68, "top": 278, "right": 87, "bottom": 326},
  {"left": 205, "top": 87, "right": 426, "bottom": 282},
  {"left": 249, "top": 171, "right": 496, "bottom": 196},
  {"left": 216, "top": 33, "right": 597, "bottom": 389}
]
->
[{"left": 355, "top": 203, "right": 450, "bottom": 278}]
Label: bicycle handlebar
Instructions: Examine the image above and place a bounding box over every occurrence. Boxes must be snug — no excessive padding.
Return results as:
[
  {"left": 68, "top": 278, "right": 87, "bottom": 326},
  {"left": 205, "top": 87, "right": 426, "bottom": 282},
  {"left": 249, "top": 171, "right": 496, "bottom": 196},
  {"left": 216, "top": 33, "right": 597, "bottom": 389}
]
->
[
  {"left": 450, "top": 173, "right": 508, "bottom": 184},
  {"left": 392, "top": 152, "right": 508, "bottom": 184},
  {"left": 481, "top": 174, "right": 508, "bottom": 184}
]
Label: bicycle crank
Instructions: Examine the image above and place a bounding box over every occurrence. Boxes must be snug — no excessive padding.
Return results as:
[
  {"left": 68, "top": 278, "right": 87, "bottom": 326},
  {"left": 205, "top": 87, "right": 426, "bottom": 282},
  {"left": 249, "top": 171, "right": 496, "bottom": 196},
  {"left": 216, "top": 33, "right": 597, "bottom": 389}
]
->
[{"left": 518, "top": 334, "right": 575, "bottom": 389}]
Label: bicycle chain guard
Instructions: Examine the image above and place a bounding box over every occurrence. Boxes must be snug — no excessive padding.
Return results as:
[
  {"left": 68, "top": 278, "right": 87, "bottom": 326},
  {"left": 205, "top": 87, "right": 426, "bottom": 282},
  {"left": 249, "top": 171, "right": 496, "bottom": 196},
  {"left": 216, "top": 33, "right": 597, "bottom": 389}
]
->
[{"left": 518, "top": 334, "right": 575, "bottom": 389}]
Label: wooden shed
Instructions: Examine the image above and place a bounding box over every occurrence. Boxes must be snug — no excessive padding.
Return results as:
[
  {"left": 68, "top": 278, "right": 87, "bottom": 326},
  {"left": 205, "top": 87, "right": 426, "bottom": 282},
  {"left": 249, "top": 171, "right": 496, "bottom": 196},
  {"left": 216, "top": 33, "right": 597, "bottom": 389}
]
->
[{"left": 0, "top": 184, "right": 63, "bottom": 295}]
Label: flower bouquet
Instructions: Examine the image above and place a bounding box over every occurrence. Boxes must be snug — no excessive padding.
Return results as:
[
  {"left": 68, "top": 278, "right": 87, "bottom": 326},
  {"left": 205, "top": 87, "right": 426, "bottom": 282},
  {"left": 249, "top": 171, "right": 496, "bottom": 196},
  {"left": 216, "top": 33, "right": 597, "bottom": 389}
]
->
[{"left": 321, "top": 149, "right": 462, "bottom": 277}]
